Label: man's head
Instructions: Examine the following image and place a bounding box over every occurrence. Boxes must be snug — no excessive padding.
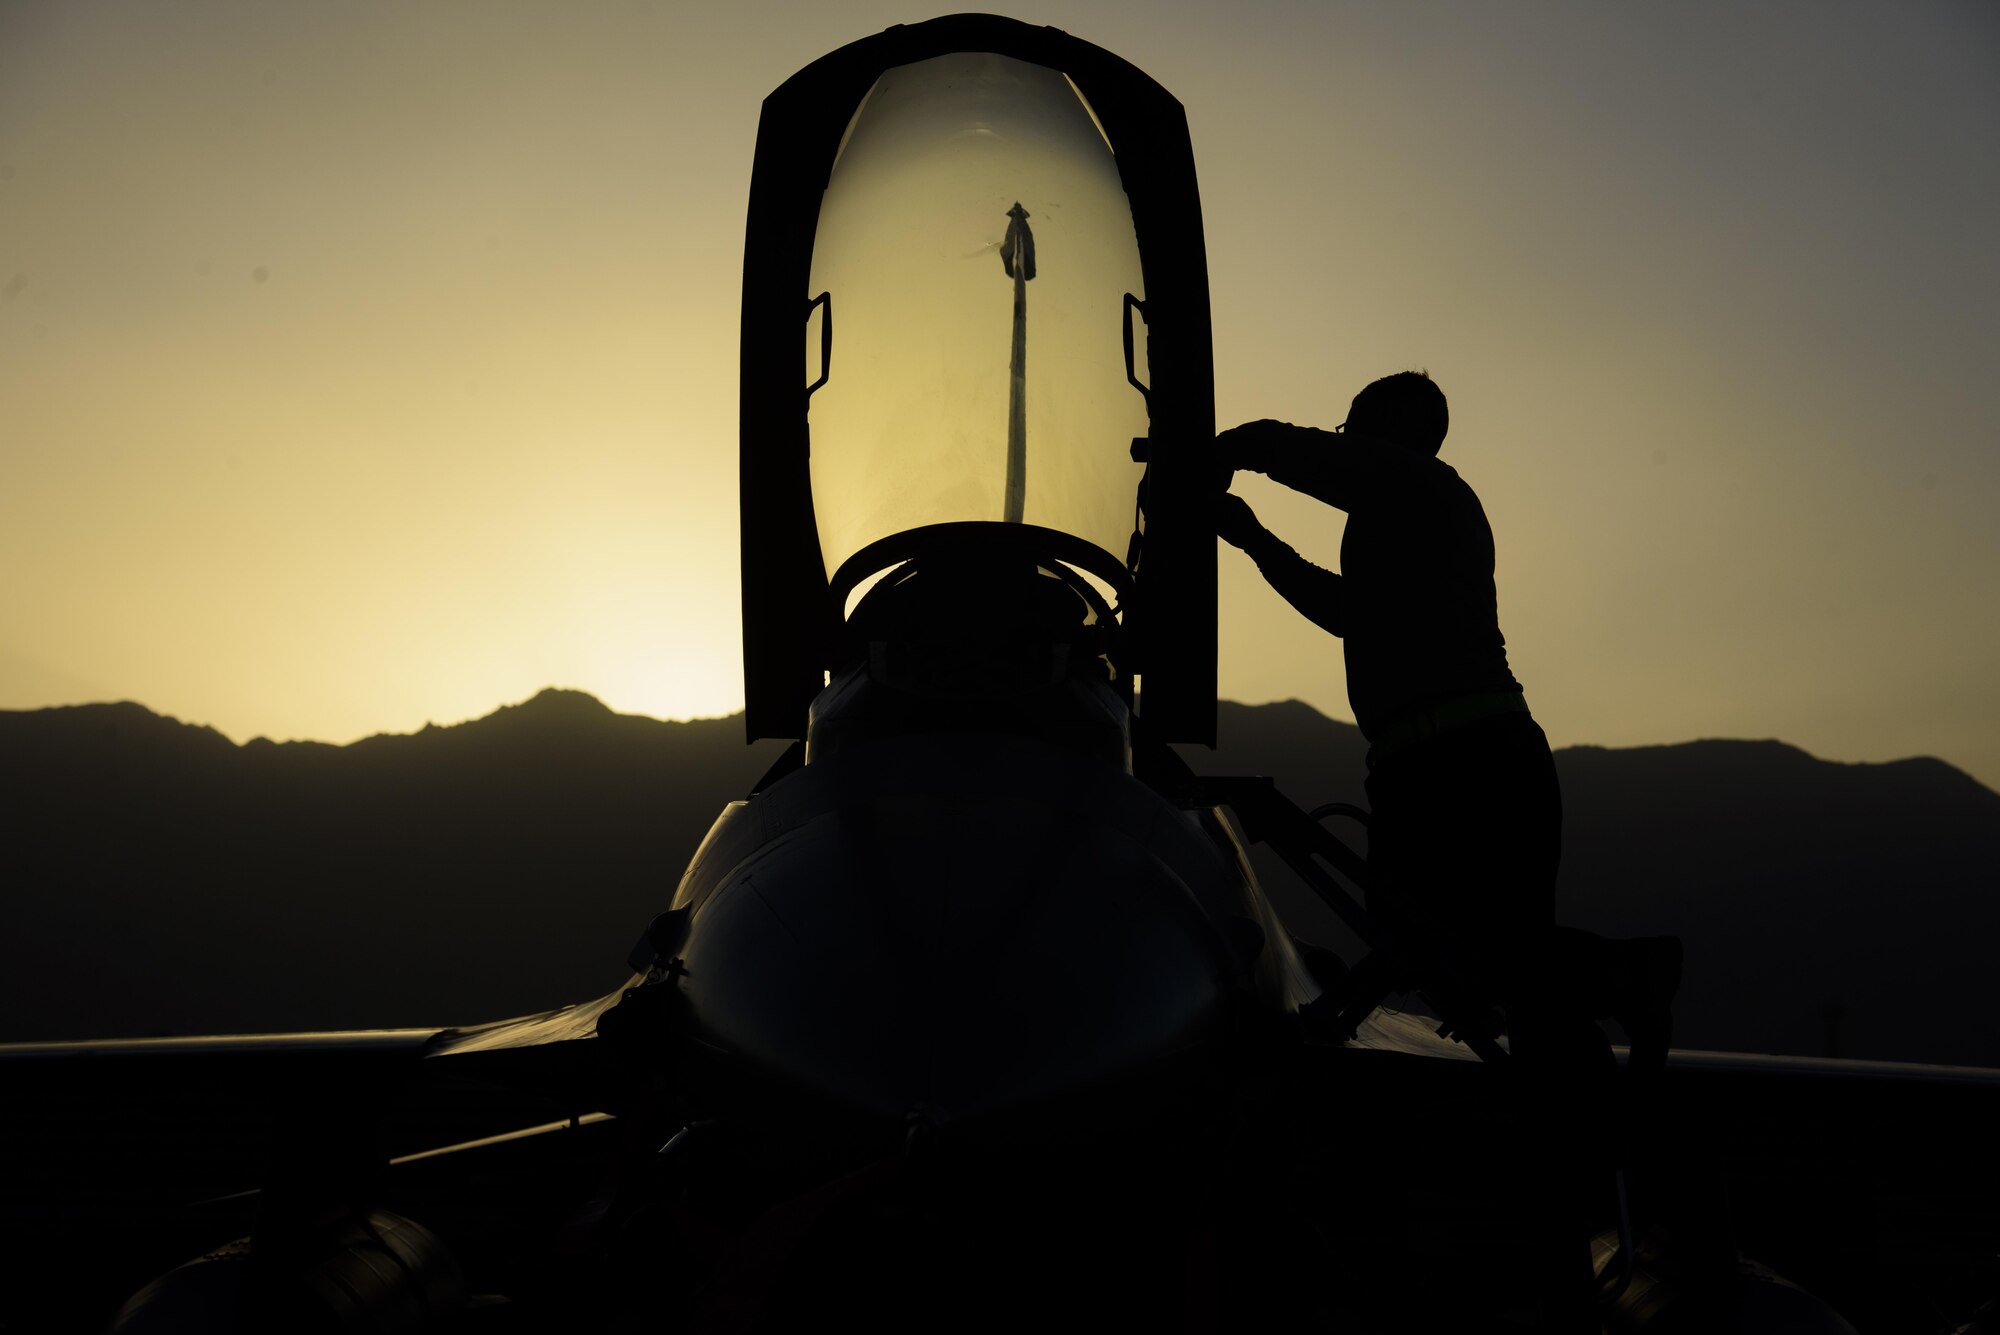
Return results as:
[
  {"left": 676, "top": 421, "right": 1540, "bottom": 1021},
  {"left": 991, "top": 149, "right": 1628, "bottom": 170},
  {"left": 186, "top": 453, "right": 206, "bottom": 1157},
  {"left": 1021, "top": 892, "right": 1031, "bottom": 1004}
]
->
[{"left": 1345, "top": 370, "right": 1449, "bottom": 456}]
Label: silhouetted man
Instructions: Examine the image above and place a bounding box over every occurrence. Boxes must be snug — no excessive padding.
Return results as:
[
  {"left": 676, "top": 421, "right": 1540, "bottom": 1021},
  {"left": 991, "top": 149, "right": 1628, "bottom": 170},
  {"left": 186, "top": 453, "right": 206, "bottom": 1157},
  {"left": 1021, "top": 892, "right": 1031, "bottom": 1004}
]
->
[
  {"left": 1214, "top": 372, "right": 1562, "bottom": 1014},
  {"left": 1220, "top": 371, "right": 1612, "bottom": 1330},
  {"left": 1219, "top": 377, "right": 1684, "bottom": 1334}
]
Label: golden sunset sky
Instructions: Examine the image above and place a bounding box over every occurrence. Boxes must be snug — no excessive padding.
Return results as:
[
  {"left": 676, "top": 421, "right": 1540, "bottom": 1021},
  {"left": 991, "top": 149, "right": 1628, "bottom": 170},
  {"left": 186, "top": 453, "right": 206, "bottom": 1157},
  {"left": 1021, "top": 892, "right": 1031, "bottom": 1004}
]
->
[{"left": 3, "top": 1, "right": 1996, "bottom": 788}]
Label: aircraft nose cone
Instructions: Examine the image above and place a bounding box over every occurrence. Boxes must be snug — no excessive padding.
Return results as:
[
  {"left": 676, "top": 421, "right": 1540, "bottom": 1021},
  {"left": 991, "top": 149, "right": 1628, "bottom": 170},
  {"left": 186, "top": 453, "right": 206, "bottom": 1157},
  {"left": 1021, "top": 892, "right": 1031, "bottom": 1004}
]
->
[{"left": 673, "top": 778, "right": 1232, "bottom": 1128}]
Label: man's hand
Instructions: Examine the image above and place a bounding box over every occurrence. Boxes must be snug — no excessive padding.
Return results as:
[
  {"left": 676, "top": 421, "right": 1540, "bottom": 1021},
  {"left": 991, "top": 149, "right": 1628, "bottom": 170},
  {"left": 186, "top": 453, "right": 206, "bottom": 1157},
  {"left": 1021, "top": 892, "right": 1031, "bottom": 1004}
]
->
[
  {"left": 1214, "top": 419, "right": 1297, "bottom": 475},
  {"left": 1215, "top": 493, "right": 1266, "bottom": 552},
  {"left": 1129, "top": 436, "right": 1237, "bottom": 497}
]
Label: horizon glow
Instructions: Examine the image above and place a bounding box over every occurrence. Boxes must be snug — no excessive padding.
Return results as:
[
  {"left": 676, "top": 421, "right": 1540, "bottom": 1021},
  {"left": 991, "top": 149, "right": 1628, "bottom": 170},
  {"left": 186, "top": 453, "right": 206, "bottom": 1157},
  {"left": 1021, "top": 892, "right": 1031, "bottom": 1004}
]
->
[{"left": 2, "top": 1, "right": 1996, "bottom": 788}]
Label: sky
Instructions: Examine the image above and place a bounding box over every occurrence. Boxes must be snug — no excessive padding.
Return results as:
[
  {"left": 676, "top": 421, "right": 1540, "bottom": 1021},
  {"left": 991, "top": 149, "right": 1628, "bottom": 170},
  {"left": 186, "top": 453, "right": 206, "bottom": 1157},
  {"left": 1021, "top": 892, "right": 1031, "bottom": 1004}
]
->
[{"left": 3, "top": 0, "right": 1997, "bottom": 790}]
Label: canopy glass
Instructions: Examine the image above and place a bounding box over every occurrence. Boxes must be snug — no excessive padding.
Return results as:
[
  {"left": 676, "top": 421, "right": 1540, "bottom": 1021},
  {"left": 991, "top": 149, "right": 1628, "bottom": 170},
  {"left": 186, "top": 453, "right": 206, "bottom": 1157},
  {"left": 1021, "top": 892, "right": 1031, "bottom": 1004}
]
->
[{"left": 806, "top": 53, "right": 1149, "bottom": 590}]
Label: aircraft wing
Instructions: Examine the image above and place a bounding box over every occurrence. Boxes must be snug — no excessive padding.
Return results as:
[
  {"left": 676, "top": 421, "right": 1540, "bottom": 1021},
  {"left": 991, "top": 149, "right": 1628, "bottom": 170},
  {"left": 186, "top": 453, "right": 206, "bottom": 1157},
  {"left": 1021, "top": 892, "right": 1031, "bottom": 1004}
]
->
[
  {"left": 0, "top": 1026, "right": 444, "bottom": 1067},
  {"left": 1283, "top": 1025, "right": 2000, "bottom": 1331},
  {"left": 0, "top": 974, "right": 636, "bottom": 1086},
  {"left": 0, "top": 997, "right": 628, "bottom": 1195},
  {"left": 0, "top": 993, "right": 645, "bottom": 1329}
]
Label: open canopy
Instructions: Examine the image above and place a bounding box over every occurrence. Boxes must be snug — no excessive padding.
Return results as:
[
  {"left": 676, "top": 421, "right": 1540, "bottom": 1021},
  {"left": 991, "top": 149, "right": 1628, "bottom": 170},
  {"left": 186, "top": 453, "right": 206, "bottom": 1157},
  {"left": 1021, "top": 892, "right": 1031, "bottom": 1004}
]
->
[
  {"left": 806, "top": 53, "right": 1149, "bottom": 591},
  {"left": 741, "top": 16, "right": 1216, "bottom": 744}
]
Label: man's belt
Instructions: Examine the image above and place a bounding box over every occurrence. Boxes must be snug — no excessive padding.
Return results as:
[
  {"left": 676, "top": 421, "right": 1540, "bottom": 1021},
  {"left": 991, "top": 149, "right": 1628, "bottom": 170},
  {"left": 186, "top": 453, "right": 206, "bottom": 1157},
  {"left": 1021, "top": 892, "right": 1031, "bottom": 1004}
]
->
[{"left": 1369, "top": 690, "right": 1531, "bottom": 761}]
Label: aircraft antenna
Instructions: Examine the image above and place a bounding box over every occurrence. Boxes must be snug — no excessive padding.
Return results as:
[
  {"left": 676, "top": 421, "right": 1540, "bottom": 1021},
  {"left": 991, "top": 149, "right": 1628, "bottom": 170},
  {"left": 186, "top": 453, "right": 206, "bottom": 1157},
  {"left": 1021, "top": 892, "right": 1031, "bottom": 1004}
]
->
[{"left": 1001, "top": 201, "right": 1036, "bottom": 523}]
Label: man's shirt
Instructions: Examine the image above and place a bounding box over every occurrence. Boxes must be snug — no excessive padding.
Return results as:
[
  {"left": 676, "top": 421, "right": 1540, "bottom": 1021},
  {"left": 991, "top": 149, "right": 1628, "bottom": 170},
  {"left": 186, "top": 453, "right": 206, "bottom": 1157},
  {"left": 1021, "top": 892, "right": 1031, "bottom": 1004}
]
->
[{"left": 1238, "top": 427, "right": 1521, "bottom": 740}]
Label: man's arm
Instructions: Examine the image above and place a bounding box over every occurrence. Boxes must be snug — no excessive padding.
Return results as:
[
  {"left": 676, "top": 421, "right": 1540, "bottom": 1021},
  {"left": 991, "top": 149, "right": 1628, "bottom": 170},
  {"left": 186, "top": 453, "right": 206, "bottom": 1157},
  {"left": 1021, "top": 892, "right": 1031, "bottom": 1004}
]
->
[
  {"left": 1218, "top": 418, "right": 1401, "bottom": 514},
  {"left": 1218, "top": 494, "right": 1348, "bottom": 637}
]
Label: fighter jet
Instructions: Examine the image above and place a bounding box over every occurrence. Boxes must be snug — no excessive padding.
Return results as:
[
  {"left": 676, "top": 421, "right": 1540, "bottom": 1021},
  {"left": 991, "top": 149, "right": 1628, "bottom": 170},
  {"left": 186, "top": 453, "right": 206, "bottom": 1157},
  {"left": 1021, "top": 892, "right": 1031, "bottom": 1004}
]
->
[{"left": 5, "top": 16, "right": 1996, "bottom": 1334}]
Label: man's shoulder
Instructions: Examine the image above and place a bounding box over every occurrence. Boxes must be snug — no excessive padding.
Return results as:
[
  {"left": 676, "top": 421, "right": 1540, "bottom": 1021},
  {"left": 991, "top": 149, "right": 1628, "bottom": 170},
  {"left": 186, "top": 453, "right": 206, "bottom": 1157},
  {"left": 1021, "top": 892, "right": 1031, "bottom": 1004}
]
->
[
  {"left": 1425, "top": 457, "right": 1494, "bottom": 505},
  {"left": 1377, "top": 453, "right": 1473, "bottom": 500}
]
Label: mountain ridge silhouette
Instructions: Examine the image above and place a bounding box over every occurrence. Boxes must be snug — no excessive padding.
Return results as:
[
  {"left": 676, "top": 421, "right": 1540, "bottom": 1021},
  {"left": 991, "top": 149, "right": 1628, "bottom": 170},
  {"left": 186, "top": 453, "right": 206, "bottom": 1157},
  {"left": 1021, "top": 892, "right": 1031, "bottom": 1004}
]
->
[{"left": 3, "top": 691, "right": 1994, "bottom": 1064}]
